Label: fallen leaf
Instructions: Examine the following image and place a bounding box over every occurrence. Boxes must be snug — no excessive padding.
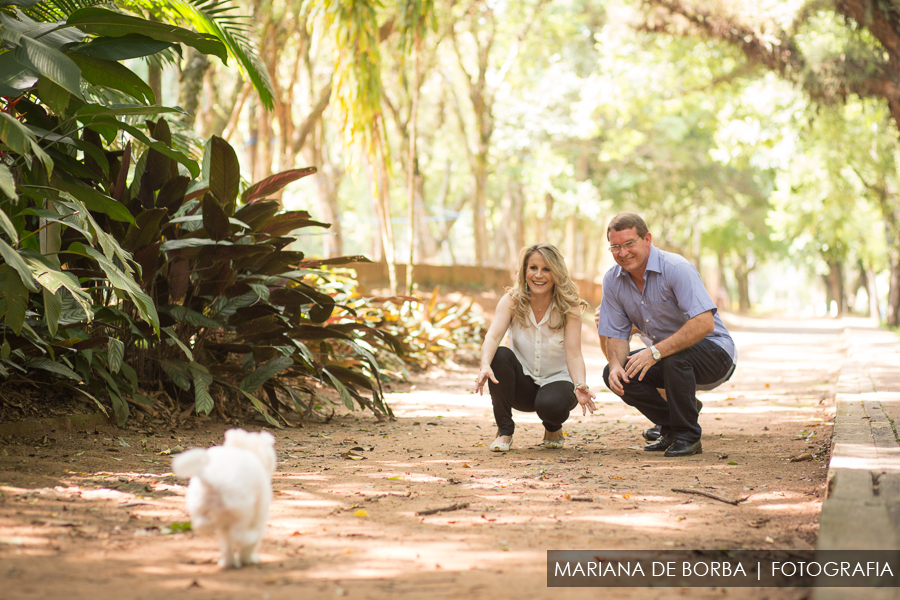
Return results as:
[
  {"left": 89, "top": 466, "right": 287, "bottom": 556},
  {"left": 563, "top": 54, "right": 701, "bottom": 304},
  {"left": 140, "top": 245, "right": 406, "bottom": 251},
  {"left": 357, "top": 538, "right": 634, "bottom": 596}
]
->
[
  {"left": 353, "top": 509, "right": 368, "bottom": 518},
  {"left": 790, "top": 453, "right": 813, "bottom": 462}
]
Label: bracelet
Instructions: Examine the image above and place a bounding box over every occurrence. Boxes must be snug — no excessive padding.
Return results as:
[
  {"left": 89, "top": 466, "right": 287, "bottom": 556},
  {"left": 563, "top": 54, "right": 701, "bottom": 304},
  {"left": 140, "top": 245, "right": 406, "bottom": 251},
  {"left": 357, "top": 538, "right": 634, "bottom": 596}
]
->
[{"left": 574, "top": 382, "right": 589, "bottom": 390}]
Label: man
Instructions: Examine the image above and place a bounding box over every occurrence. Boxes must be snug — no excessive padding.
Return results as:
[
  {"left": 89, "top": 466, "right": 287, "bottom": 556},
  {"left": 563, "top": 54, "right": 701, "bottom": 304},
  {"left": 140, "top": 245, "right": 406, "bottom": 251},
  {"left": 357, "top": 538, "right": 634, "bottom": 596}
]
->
[{"left": 596, "top": 212, "right": 735, "bottom": 457}]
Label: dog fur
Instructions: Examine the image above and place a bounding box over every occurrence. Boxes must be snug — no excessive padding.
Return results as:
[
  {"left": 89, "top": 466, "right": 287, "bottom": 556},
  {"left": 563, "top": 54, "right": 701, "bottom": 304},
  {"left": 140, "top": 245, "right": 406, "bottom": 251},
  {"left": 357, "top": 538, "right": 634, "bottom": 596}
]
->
[{"left": 172, "top": 428, "right": 276, "bottom": 568}]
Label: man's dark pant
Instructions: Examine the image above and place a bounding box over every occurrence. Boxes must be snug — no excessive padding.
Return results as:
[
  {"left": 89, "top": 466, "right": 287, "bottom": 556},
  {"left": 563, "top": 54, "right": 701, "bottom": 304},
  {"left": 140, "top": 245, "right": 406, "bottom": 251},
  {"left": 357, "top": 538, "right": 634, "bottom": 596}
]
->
[
  {"left": 489, "top": 347, "right": 578, "bottom": 437},
  {"left": 602, "top": 340, "right": 733, "bottom": 443}
]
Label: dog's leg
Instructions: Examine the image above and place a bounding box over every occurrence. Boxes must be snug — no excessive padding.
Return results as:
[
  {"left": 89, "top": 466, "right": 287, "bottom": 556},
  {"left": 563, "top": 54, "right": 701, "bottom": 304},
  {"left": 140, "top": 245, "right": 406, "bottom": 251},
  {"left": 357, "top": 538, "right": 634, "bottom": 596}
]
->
[
  {"left": 239, "top": 537, "right": 261, "bottom": 566},
  {"left": 217, "top": 533, "right": 237, "bottom": 568}
]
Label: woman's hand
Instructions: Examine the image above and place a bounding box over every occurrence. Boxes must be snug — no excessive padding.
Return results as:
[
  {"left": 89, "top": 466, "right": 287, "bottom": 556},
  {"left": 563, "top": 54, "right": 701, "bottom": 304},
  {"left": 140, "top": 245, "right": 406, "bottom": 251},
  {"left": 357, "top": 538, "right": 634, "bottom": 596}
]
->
[
  {"left": 474, "top": 366, "right": 498, "bottom": 395},
  {"left": 575, "top": 384, "right": 597, "bottom": 415}
]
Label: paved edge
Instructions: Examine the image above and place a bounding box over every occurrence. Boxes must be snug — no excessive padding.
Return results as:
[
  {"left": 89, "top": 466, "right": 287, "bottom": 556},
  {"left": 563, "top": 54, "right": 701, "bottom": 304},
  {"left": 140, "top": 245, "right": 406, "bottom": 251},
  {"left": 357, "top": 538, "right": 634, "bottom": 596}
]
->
[
  {"left": 816, "top": 322, "right": 900, "bottom": 600},
  {"left": 0, "top": 412, "right": 110, "bottom": 438}
]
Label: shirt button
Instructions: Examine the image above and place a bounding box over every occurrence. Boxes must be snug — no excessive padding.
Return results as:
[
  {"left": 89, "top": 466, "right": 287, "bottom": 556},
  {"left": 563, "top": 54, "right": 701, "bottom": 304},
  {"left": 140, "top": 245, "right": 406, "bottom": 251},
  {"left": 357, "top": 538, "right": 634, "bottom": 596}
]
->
[{"left": 645, "top": 319, "right": 649, "bottom": 322}]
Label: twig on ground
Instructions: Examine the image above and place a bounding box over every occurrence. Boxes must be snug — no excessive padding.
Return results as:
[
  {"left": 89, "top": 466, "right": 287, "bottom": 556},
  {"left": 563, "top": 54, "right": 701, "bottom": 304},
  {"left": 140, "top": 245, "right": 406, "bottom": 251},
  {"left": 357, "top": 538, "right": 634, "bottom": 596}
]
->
[
  {"left": 416, "top": 502, "right": 470, "bottom": 516},
  {"left": 671, "top": 488, "right": 748, "bottom": 506}
]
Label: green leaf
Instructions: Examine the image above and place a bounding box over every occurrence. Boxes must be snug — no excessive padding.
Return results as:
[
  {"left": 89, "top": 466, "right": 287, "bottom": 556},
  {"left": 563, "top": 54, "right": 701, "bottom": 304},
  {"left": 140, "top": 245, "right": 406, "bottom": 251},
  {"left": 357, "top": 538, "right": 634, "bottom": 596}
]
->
[
  {"left": 21, "top": 249, "right": 94, "bottom": 320},
  {"left": 108, "top": 337, "right": 124, "bottom": 374},
  {"left": 76, "top": 104, "right": 186, "bottom": 118},
  {"left": 208, "top": 136, "right": 240, "bottom": 213},
  {"left": 85, "top": 116, "right": 200, "bottom": 178},
  {"left": 64, "top": 34, "right": 178, "bottom": 61},
  {"left": 201, "top": 191, "right": 230, "bottom": 241},
  {"left": 67, "top": 8, "right": 228, "bottom": 62},
  {"left": 0, "top": 51, "right": 37, "bottom": 96},
  {"left": 0, "top": 177, "right": 18, "bottom": 231},
  {"left": 67, "top": 242, "right": 159, "bottom": 334},
  {"left": 323, "top": 368, "right": 356, "bottom": 411},
  {"left": 0, "top": 264, "right": 29, "bottom": 334},
  {"left": 161, "top": 305, "right": 222, "bottom": 329},
  {"left": 53, "top": 175, "right": 135, "bottom": 224},
  {"left": 0, "top": 238, "right": 39, "bottom": 292},
  {"left": 24, "top": 357, "right": 81, "bottom": 381},
  {"left": 159, "top": 238, "right": 221, "bottom": 252},
  {"left": 36, "top": 76, "right": 70, "bottom": 115},
  {"left": 109, "top": 388, "right": 129, "bottom": 427},
  {"left": 237, "top": 388, "right": 281, "bottom": 427},
  {"left": 69, "top": 52, "right": 155, "bottom": 104},
  {"left": 189, "top": 361, "right": 214, "bottom": 415},
  {"left": 160, "top": 359, "right": 192, "bottom": 391},
  {"left": 239, "top": 356, "right": 294, "bottom": 393},
  {"left": 42, "top": 287, "right": 61, "bottom": 337},
  {"left": 61, "top": 383, "right": 108, "bottom": 417},
  {"left": 0, "top": 27, "right": 84, "bottom": 100},
  {"left": 0, "top": 112, "right": 54, "bottom": 173},
  {"left": 162, "top": 326, "right": 193, "bottom": 361}
]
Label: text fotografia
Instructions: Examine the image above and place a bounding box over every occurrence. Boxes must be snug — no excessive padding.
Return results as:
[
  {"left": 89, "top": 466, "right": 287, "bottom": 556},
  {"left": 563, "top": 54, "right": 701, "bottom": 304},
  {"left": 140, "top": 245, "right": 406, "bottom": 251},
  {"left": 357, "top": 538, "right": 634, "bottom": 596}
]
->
[{"left": 546, "top": 550, "right": 900, "bottom": 588}]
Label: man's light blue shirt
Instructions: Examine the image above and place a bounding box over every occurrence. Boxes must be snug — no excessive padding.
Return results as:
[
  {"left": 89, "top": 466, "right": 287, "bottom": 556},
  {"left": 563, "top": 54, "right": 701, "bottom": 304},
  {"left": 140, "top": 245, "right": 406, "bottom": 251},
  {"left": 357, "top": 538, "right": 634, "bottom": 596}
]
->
[{"left": 597, "top": 245, "right": 736, "bottom": 362}]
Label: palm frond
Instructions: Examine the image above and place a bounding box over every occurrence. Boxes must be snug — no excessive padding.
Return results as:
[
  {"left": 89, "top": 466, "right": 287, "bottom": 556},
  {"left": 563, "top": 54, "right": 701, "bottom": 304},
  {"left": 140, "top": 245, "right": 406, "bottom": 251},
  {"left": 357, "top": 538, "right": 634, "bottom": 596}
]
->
[
  {"left": 129, "top": 0, "right": 275, "bottom": 110},
  {"left": 21, "top": 0, "right": 274, "bottom": 110}
]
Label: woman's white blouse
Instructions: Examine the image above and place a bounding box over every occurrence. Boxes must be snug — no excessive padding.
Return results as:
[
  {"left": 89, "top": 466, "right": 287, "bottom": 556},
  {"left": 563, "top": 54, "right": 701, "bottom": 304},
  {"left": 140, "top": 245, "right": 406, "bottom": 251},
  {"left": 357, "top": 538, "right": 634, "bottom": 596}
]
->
[{"left": 508, "top": 307, "right": 571, "bottom": 386}]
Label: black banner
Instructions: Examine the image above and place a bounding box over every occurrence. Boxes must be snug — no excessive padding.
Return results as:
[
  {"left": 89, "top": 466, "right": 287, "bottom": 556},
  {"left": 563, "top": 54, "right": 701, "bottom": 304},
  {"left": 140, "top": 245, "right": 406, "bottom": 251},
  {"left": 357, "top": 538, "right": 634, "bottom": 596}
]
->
[{"left": 547, "top": 550, "right": 900, "bottom": 587}]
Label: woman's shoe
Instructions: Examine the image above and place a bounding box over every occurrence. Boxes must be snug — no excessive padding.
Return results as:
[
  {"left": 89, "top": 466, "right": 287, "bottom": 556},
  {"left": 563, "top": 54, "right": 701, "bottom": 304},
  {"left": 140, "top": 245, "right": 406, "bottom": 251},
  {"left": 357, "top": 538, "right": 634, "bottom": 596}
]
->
[
  {"left": 543, "top": 428, "right": 565, "bottom": 449},
  {"left": 490, "top": 435, "right": 513, "bottom": 452}
]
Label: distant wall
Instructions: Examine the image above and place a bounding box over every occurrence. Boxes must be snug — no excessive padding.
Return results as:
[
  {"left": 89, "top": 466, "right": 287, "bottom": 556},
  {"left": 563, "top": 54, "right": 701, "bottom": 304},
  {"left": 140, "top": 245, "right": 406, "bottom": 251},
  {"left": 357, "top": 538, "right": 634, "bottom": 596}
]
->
[{"left": 350, "top": 262, "right": 603, "bottom": 306}]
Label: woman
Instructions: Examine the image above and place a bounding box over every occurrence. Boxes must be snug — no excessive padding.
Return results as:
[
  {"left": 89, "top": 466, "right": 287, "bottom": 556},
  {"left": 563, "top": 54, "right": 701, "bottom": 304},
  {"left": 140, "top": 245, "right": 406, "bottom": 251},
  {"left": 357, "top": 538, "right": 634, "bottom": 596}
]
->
[{"left": 474, "top": 243, "right": 597, "bottom": 452}]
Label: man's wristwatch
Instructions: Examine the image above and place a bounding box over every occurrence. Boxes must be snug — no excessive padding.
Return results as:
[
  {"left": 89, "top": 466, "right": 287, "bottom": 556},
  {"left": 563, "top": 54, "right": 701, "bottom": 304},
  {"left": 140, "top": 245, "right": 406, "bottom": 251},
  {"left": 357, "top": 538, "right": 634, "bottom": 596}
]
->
[{"left": 650, "top": 345, "right": 661, "bottom": 361}]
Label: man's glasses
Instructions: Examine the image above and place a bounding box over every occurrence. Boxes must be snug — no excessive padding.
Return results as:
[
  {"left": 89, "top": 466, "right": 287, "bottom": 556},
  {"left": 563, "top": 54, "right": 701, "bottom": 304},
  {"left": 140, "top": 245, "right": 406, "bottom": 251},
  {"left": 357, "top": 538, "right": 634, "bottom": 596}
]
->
[{"left": 608, "top": 239, "right": 640, "bottom": 253}]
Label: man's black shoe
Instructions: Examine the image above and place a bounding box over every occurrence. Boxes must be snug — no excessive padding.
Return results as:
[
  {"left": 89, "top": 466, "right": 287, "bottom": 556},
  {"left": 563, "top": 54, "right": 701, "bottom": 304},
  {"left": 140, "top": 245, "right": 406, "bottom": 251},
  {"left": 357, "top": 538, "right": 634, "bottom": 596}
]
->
[
  {"left": 642, "top": 425, "right": 662, "bottom": 441},
  {"left": 644, "top": 436, "right": 674, "bottom": 451},
  {"left": 664, "top": 439, "right": 702, "bottom": 457},
  {"left": 641, "top": 399, "right": 703, "bottom": 442}
]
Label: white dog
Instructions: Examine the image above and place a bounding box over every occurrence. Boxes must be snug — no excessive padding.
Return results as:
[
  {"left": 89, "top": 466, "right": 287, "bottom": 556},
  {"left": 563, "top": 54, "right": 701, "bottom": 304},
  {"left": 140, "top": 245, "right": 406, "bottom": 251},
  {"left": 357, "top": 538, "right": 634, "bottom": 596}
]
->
[{"left": 172, "top": 428, "right": 276, "bottom": 568}]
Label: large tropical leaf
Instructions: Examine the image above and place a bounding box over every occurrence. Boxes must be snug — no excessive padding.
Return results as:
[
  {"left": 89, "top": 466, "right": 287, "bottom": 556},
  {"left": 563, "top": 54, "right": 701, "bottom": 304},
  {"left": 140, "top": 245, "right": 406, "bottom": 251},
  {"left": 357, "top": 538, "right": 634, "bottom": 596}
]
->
[
  {"left": 64, "top": 33, "right": 178, "bottom": 61},
  {"left": 0, "top": 26, "right": 84, "bottom": 99},
  {"left": 66, "top": 7, "right": 228, "bottom": 61},
  {"left": 242, "top": 167, "right": 317, "bottom": 203},
  {"left": 133, "top": 0, "right": 275, "bottom": 110},
  {"left": 69, "top": 52, "right": 155, "bottom": 103},
  {"left": 239, "top": 356, "right": 294, "bottom": 394}
]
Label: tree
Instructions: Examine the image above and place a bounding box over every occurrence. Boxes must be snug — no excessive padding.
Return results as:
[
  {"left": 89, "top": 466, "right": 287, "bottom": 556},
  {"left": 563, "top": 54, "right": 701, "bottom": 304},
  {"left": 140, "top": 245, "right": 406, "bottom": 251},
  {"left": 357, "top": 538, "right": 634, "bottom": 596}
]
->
[{"left": 639, "top": 0, "right": 900, "bottom": 323}]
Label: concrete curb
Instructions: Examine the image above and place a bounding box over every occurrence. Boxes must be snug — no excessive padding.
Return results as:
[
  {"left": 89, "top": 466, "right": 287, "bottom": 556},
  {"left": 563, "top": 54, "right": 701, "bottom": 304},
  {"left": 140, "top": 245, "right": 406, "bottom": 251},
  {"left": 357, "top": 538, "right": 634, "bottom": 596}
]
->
[
  {"left": 0, "top": 412, "right": 110, "bottom": 438},
  {"left": 815, "top": 322, "right": 900, "bottom": 600}
]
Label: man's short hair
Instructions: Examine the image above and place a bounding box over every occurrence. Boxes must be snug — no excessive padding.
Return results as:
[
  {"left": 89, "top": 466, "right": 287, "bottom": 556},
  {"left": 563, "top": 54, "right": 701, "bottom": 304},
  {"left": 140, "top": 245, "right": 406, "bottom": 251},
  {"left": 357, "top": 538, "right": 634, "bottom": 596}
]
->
[{"left": 607, "top": 212, "right": 649, "bottom": 240}]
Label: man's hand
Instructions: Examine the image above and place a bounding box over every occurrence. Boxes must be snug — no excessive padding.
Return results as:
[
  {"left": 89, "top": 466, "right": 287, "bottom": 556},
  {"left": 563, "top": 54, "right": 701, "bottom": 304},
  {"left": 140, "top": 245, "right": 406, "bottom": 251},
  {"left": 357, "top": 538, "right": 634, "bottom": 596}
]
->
[
  {"left": 593, "top": 304, "right": 601, "bottom": 331},
  {"left": 625, "top": 347, "right": 658, "bottom": 381},
  {"left": 575, "top": 385, "right": 597, "bottom": 415},
  {"left": 607, "top": 363, "right": 630, "bottom": 396}
]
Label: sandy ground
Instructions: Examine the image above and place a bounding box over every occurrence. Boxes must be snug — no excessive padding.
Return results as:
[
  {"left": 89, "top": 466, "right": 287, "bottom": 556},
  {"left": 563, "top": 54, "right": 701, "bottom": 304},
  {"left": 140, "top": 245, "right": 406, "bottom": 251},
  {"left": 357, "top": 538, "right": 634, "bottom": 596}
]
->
[{"left": 0, "top": 314, "right": 841, "bottom": 599}]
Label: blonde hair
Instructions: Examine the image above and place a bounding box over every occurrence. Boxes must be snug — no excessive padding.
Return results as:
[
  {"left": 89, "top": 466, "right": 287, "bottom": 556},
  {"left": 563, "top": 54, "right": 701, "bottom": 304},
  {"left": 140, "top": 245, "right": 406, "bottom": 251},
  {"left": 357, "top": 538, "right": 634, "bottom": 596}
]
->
[{"left": 508, "top": 243, "right": 588, "bottom": 331}]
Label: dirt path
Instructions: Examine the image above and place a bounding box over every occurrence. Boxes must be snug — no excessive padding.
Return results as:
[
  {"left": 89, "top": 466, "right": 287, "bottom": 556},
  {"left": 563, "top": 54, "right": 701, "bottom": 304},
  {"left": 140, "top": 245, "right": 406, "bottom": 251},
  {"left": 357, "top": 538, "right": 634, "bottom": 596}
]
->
[{"left": 0, "top": 315, "right": 840, "bottom": 599}]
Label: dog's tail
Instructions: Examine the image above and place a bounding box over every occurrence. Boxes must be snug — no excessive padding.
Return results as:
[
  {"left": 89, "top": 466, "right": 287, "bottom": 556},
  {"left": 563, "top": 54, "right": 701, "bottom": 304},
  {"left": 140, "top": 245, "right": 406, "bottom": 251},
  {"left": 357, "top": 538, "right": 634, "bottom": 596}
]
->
[{"left": 172, "top": 448, "right": 209, "bottom": 478}]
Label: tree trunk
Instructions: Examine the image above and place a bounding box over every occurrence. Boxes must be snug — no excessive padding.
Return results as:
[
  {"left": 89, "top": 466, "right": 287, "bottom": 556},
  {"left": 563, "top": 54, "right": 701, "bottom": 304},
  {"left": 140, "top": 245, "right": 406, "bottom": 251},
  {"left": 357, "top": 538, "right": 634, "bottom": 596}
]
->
[
  {"left": 406, "top": 42, "right": 422, "bottom": 295},
  {"left": 179, "top": 46, "right": 210, "bottom": 129},
  {"left": 370, "top": 147, "right": 397, "bottom": 294},
  {"left": 826, "top": 258, "right": 844, "bottom": 317},
  {"left": 733, "top": 254, "right": 751, "bottom": 313},
  {"left": 888, "top": 253, "right": 900, "bottom": 327},
  {"left": 565, "top": 213, "right": 577, "bottom": 275},
  {"left": 540, "top": 192, "right": 554, "bottom": 242},
  {"left": 864, "top": 264, "right": 880, "bottom": 320}
]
